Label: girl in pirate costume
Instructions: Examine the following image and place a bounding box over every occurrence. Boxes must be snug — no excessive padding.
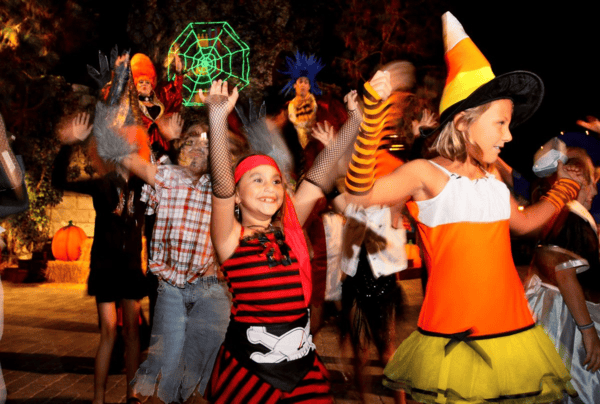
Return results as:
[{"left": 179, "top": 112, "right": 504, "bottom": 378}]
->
[
  {"left": 343, "top": 12, "right": 580, "bottom": 403},
  {"left": 198, "top": 73, "right": 389, "bottom": 403}
]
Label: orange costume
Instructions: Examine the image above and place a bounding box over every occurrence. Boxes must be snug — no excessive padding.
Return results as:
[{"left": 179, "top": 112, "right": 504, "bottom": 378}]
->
[
  {"left": 349, "top": 12, "right": 578, "bottom": 404},
  {"left": 382, "top": 161, "right": 575, "bottom": 403},
  {"left": 409, "top": 162, "right": 533, "bottom": 337},
  {"left": 130, "top": 53, "right": 183, "bottom": 156}
]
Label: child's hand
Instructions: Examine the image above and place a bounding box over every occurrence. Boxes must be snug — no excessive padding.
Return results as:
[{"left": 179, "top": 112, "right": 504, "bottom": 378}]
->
[
  {"left": 368, "top": 70, "right": 392, "bottom": 101},
  {"left": 411, "top": 109, "right": 438, "bottom": 137},
  {"left": 58, "top": 112, "right": 93, "bottom": 144},
  {"left": 576, "top": 115, "right": 600, "bottom": 134},
  {"left": 313, "top": 121, "right": 335, "bottom": 147},
  {"left": 174, "top": 54, "right": 183, "bottom": 74},
  {"left": 344, "top": 90, "right": 358, "bottom": 111},
  {"left": 199, "top": 80, "right": 239, "bottom": 114},
  {"left": 557, "top": 160, "right": 584, "bottom": 186},
  {"left": 114, "top": 53, "right": 130, "bottom": 68},
  {"left": 157, "top": 112, "right": 184, "bottom": 141},
  {"left": 581, "top": 327, "right": 600, "bottom": 373}
]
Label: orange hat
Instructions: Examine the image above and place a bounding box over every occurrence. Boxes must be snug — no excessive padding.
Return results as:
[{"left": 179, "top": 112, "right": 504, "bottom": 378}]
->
[
  {"left": 437, "top": 12, "right": 543, "bottom": 130},
  {"left": 130, "top": 53, "right": 157, "bottom": 88}
]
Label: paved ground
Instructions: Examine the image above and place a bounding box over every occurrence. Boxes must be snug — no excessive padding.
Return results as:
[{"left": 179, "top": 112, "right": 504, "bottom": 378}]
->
[{"left": 0, "top": 278, "right": 424, "bottom": 404}]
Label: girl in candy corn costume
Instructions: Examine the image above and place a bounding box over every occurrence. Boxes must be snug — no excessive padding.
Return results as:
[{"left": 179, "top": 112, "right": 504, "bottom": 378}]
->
[{"left": 344, "top": 12, "right": 580, "bottom": 404}]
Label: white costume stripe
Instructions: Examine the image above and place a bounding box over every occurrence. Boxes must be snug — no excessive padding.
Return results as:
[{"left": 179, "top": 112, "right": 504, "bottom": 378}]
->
[{"left": 414, "top": 161, "right": 511, "bottom": 227}]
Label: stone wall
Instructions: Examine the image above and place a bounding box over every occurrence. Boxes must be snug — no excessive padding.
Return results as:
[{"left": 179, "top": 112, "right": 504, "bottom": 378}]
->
[{"left": 48, "top": 192, "right": 95, "bottom": 238}]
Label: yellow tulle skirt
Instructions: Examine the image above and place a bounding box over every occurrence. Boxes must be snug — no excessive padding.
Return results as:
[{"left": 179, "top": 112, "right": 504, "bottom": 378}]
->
[{"left": 383, "top": 325, "right": 577, "bottom": 404}]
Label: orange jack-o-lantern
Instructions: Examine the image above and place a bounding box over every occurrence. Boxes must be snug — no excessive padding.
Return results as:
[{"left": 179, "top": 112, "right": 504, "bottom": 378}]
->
[
  {"left": 51, "top": 221, "right": 87, "bottom": 261},
  {"left": 405, "top": 240, "right": 422, "bottom": 269}
]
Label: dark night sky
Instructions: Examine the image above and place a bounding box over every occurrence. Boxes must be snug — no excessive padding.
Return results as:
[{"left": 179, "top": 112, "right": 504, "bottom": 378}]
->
[
  {"left": 447, "top": 3, "right": 600, "bottom": 174},
  {"left": 52, "top": 1, "right": 600, "bottom": 176}
]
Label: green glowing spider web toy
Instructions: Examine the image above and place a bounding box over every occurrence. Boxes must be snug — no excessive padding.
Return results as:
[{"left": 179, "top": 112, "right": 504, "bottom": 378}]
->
[{"left": 168, "top": 22, "right": 250, "bottom": 107}]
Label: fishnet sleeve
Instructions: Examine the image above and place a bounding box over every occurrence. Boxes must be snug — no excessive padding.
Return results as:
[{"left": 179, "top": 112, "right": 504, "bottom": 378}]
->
[
  {"left": 304, "top": 108, "right": 361, "bottom": 194},
  {"left": 206, "top": 96, "right": 235, "bottom": 199}
]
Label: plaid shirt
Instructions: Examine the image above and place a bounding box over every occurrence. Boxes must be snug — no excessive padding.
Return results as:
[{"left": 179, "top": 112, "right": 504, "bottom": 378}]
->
[{"left": 141, "top": 165, "right": 215, "bottom": 288}]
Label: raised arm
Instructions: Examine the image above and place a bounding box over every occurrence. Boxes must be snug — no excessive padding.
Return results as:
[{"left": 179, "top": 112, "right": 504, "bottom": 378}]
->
[
  {"left": 294, "top": 90, "right": 362, "bottom": 225},
  {"left": 198, "top": 80, "right": 240, "bottom": 261},
  {"left": 121, "top": 154, "right": 157, "bottom": 187},
  {"left": 509, "top": 161, "right": 581, "bottom": 236},
  {"left": 342, "top": 70, "right": 430, "bottom": 208},
  {"left": 53, "top": 113, "right": 98, "bottom": 195},
  {"left": 57, "top": 112, "right": 93, "bottom": 145}
]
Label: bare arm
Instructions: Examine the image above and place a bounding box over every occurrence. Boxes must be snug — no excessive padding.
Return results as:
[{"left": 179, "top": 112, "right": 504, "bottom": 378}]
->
[
  {"left": 121, "top": 154, "right": 157, "bottom": 187},
  {"left": 509, "top": 161, "right": 582, "bottom": 236},
  {"left": 508, "top": 194, "right": 557, "bottom": 237},
  {"left": 555, "top": 268, "right": 600, "bottom": 372},
  {"left": 343, "top": 158, "right": 433, "bottom": 210}
]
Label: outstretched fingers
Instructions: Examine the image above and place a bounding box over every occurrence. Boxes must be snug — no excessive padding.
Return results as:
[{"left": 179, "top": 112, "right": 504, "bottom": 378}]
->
[
  {"left": 199, "top": 80, "right": 239, "bottom": 113},
  {"left": 313, "top": 120, "right": 335, "bottom": 147},
  {"left": 576, "top": 115, "right": 600, "bottom": 134},
  {"left": 72, "top": 113, "right": 93, "bottom": 141}
]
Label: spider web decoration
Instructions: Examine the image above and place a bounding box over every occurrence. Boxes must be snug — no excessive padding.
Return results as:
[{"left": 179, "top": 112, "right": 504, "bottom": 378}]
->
[{"left": 168, "top": 22, "right": 250, "bottom": 107}]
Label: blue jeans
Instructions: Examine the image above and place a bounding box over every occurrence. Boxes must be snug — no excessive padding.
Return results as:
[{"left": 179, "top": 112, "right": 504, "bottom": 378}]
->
[{"left": 132, "top": 276, "right": 230, "bottom": 402}]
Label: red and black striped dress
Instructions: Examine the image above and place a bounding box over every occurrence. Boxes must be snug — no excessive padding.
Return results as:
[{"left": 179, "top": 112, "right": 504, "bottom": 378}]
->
[{"left": 207, "top": 229, "right": 331, "bottom": 403}]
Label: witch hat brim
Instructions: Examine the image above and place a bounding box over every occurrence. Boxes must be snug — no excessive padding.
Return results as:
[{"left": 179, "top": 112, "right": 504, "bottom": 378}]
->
[
  {"left": 437, "top": 70, "right": 544, "bottom": 131},
  {"left": 426, "top": 12, "right": 544, "bottom": 138}
]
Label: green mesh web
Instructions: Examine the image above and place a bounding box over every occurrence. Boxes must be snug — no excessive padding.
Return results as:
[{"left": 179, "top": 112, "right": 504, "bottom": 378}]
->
[{"left": 168, "top": 22, "right": 250, "bottom": 107}]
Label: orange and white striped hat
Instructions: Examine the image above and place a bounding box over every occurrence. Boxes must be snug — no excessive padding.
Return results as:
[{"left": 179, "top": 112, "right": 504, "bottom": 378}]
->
[{"left": 437, "top": 12, "right": 543, "bottom": 130}]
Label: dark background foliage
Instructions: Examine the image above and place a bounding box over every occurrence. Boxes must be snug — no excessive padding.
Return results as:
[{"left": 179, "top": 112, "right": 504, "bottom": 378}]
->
[{"left": 2, "top": 0, "right": 600, "bottom": 254}]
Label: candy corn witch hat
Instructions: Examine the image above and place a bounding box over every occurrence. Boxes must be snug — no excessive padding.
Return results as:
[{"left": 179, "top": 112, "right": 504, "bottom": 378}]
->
[{"left": 437, "top": 11, "right": 544, "bottom": 130}]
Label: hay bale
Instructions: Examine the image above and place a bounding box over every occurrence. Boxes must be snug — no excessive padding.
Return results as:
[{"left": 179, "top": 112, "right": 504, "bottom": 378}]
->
[
  {"left": 44, "top": 237, "right": 147, "bottom": 283},
  {"left": 45, "top": 238, "right": 93, "bottom": 284}
]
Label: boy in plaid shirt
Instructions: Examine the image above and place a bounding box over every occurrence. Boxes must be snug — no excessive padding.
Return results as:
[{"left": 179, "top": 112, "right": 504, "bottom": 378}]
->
[{"left": 123, "top": 120, "right": 231, "bottom": 404}]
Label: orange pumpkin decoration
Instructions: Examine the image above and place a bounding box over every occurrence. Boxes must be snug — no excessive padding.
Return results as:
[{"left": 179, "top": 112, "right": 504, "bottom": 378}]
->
[
  {"left": 52, "top": 221, "right": 88, "bottom": 261},
  {"left": 405, "top": 240, "right": 422, "bottom": 269}
]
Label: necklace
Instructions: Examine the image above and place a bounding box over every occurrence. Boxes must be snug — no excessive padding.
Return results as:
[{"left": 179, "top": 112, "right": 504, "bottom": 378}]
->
[{"left": 246, "top": 223, "right": 273, "bottom": 231}]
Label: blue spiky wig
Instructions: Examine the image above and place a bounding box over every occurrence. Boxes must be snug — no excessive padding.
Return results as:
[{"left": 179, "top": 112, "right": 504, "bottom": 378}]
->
[{"left": 280, "top": 50, "right": 324, "bottom": 96}]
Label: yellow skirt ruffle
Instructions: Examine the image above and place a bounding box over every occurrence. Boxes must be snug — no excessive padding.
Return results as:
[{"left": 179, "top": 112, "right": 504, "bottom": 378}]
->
[{"left": 383, "top": 325, "right": 576, "bottom": 404}]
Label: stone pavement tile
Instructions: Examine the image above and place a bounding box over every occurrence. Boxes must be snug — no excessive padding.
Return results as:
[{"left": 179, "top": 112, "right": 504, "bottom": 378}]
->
[
  {"left": 103, "top": 374, "right": 127, "bottom": 404},
  {"left": 1, "top": 278, "right": 425, "bottom": 404},
  {"left": 26, "top": 373, "right": 86, "bottom": 400},
  {"left": 4, "top": 371, "right": 38, "bottom": 396}
]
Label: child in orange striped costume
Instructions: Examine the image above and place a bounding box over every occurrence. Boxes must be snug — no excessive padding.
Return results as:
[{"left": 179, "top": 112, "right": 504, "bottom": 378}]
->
[{"left": 343, "top": 11, "right": 583, "bottom": 404}]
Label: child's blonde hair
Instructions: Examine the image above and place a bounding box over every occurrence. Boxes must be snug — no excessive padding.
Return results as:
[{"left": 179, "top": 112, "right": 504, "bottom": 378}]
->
[{"left": 431, "top": 103, "right": 492, "bottom": 162}]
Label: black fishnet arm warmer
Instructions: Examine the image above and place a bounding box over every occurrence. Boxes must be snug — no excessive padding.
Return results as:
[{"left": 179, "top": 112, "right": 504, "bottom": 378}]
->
[
  {"left": 304, "top": 108, "right": 361, "bottom": 194},
  {"left": 206, "top": 96, "right": 235, "bottom": 199}
]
